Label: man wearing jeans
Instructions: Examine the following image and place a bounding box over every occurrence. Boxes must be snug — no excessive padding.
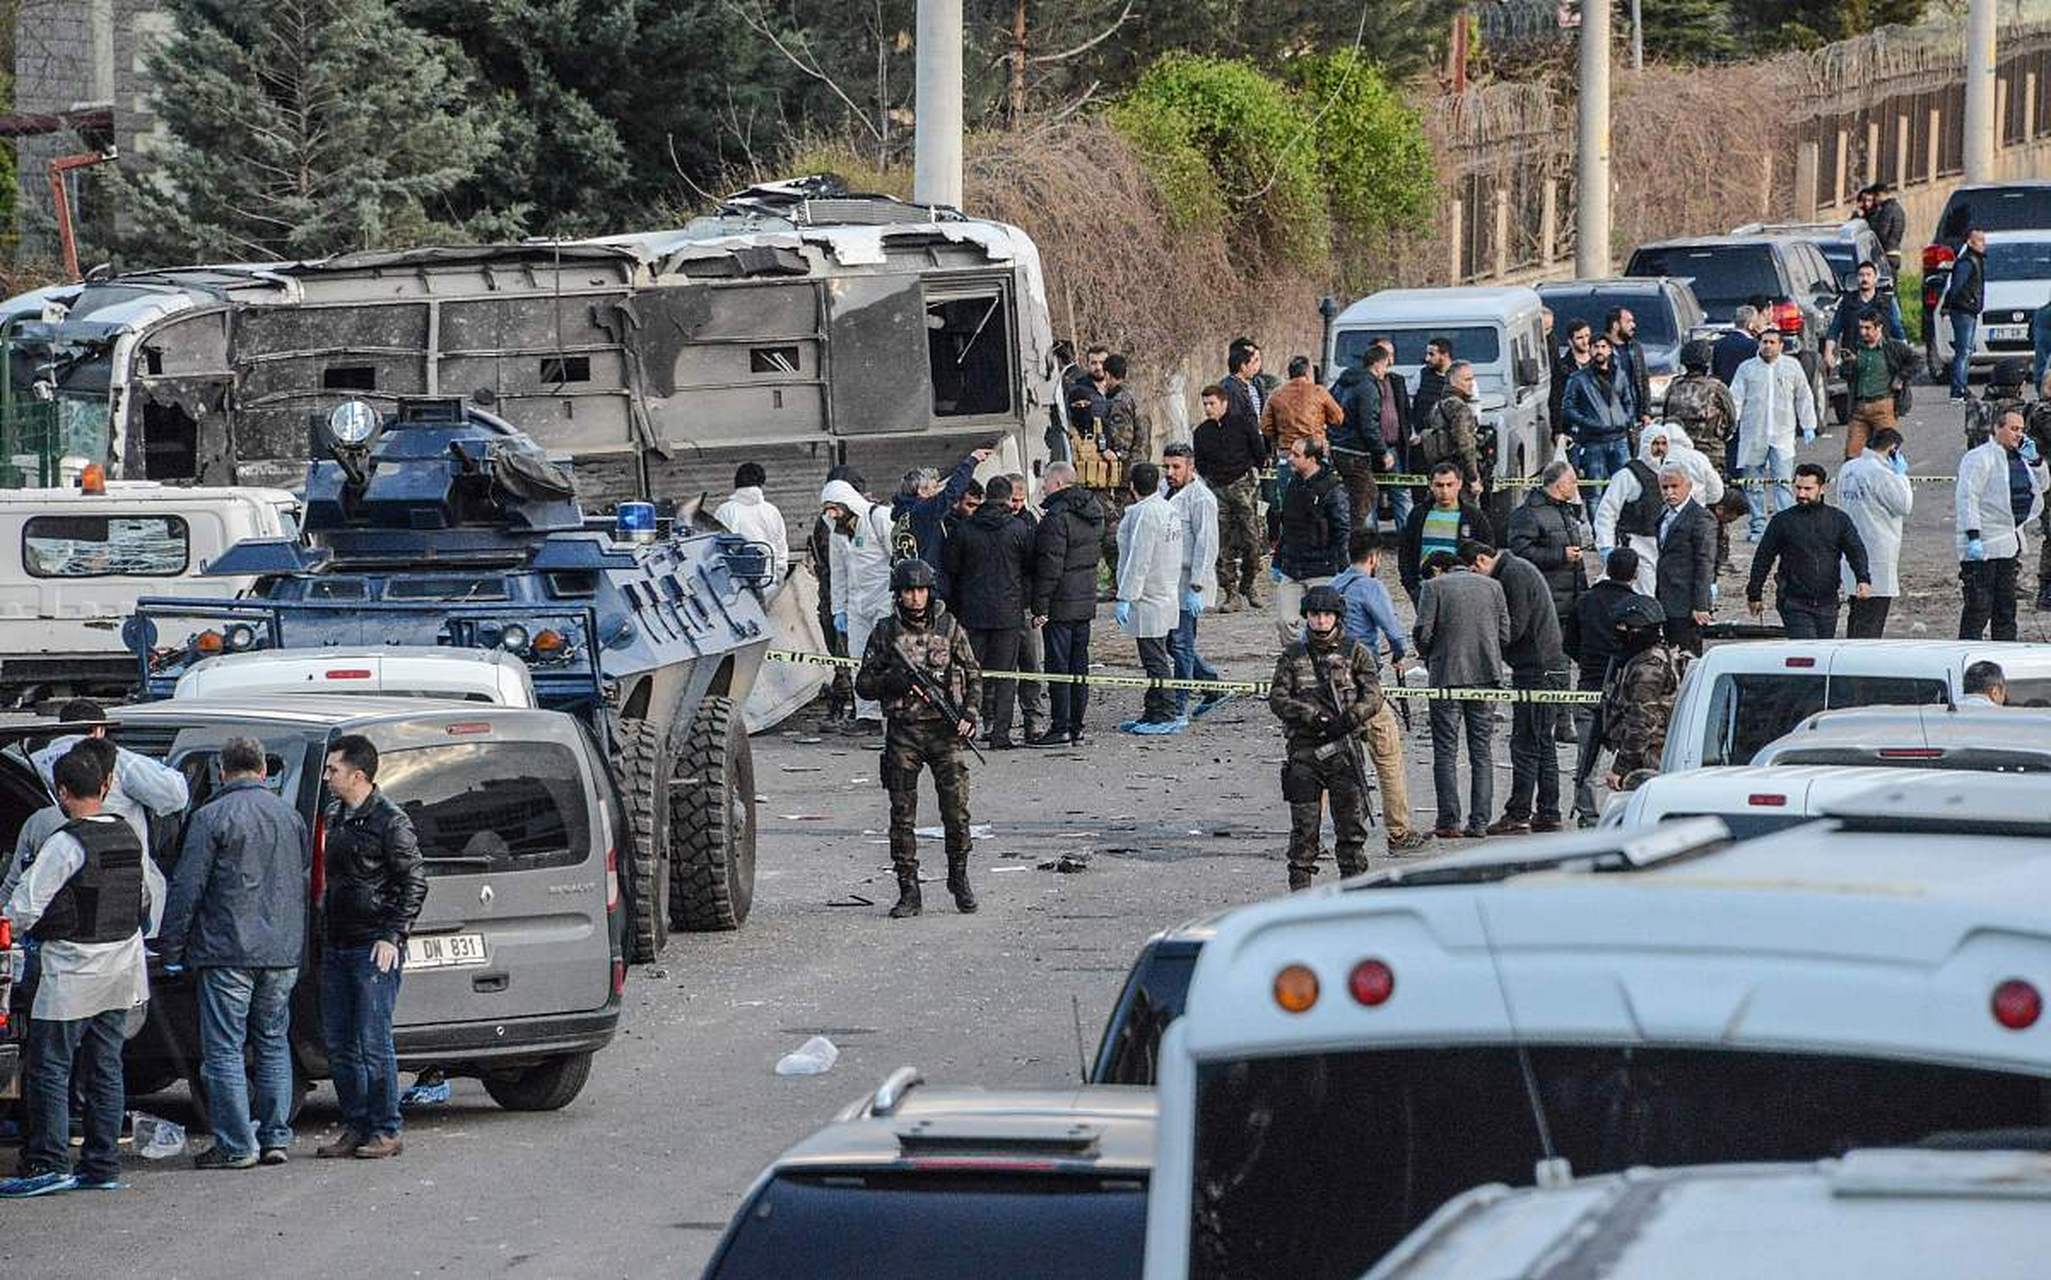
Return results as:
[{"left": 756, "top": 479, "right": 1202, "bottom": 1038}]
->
[
  {"left": 1163, "top": 443, "right": 1224, "bottom": 720},
  {"left": 316, "top": 735, "right": 426, "bottom": 1160},
  {"left": 158, "top": 736, "right": 310, "bottom": 1169},
  {"left": 1, "top": 745, "right": 163, "bottom": 1198},
  {"left": 1730, "top": 327, "right": 1816, "bottom": 539},
  {"left": 1940, "top": 228, "right": 1988, "bottom": 402},
  {"left": 1413, "top": 552, "right": 1510, "bottom": 839}
]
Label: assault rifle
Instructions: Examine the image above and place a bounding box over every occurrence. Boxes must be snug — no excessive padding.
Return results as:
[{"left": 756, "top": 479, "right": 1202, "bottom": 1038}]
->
[
  {"left": 902, "top": 654, "right": 988, "bottom": 765},
  {"left": 1314, "top": 662, "right": 1379, "bottom": 826}
]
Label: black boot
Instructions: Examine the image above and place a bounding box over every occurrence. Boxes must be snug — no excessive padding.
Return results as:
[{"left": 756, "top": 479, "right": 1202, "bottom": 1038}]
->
[
  {"left": 888, "top": 867, "right": 922, "bottom": 918},
  {"left": 946, "top": 854, "right": 978, "bottom": 913},
  {"left": 1288, "top": 866, "right": 1315, "bottom": 892}
]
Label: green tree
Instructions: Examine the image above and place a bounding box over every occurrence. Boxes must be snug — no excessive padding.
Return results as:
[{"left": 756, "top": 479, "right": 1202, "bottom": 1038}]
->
[
  {"left": 122, "top": 0, "right": 510, "bottom": 264},
  {"left": 1734, "top": 0, "right": 1926, "bottom": 49},
  {"left": 1285, "top": 50, "right": 1435, "bottom": 242},
  {"left": 1641, "top": 0, "right": 1741, "bottom": 63}
]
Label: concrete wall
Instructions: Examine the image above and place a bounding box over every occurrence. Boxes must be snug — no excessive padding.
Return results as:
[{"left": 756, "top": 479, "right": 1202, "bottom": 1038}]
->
[{"left": 12, "top": 0, "right": 159, "bottom": 257}]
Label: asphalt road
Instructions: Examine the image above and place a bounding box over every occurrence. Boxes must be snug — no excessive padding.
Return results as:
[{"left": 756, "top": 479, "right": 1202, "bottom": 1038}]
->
[{"left": 2, "top": 382, "right": 2024, "bottom": 1277}]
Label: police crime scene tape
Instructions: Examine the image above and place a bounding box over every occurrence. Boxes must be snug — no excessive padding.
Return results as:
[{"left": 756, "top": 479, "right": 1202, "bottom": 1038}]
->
[
  {"left": 769, "top": 649, "right": 1605, "bottom": 703},
  {"left": 1288, "top": 470, "right": 1959, "bottom": 488}
]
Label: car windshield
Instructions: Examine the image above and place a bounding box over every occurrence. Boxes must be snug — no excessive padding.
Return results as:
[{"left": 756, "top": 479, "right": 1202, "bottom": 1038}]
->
[
  {"left": 708, "top": 1171, "right": 1147, "bottom": 1279},
  {"left": 1627, "top": 246, "right": 1779, "bottom": 318},
  {"left": 1334, "top": 325, "right": 1501, "bottom": 370},
  {"left": 1985, "top": 241, "right": 2051, "bottom": 280},
  {"left": 1190, "top": 1046, "right": 2051, "bottom": 1280},
  {"left": 1540, "top": 292, "right": 1679, "bottom": 346},
  {"left": 1941, "top": 188, "right": 2051, "bottom": 242}
]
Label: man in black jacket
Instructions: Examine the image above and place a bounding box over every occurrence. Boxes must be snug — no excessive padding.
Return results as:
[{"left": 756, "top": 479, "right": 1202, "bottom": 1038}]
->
[
  {"left": 1399, "top": 464, "right": 1494, "bottom": 604},
  {"left": 1606, "top": 308, "right": 1652, "bottom": 425},
  {"left": 1410, "top": 336, "right": 1454, "bottom": 435},
  {"left": 317, "top": 734, "right": 427, "bottom": 1161},
  {"left": 1863, "top": 183, "right": 1906, "bottom": 273},
  {"left": 1653, "top": 467, "right": 1717, "bottom": 654},
  {"left": 945, "top": 474, "right": 1038, "bottom": 748},
  {"left": 1273, "top": 436, "right": 1351, "bottom": 644},
  {"left": 1507, "top": 461, "right": 1589, "bottom": 746},
  {"left": 1029, "top": 462, "right": 1105, "bottom": 747},
  {"left": 1745, "top": 462, "right": 1872, "bottom": 639},
  {"left": 1467, "top": 542, "right": 1567, "bottom": 834},
  {"left": 1572, "top": 549, "right": 1649, "bottom": 823},
  {"left": 1194, "top": 381, "right": 1267, "bottom": 611},
  {"left": 159, "top": 735, "right": 310, "bottom": 1169},
  {"left": 1942, "top": 227, "right": 1989, "bottom": 402}
]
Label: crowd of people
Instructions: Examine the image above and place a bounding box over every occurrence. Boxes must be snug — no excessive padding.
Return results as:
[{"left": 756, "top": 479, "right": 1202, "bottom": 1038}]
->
[{"left": 0, "top": 703, "right": 426, "bottom": 1196}]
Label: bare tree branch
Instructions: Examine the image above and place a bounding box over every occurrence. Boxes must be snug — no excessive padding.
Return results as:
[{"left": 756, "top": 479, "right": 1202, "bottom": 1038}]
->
[
  {"left": 1028, "top": 0, "right": 1134, "bottom": 64},
  {"left": 724, "top": 0, "right": 884, "bottom": 142}
]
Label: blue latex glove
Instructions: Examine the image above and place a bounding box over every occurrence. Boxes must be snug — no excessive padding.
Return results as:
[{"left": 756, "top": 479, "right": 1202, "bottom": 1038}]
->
[
  {"left": 1966, "top": 537, "right": 1987, "bottom": 562},
  {"left": 1114, "top": 601, "right": 1132, "bottom": 628},
  {"left": 1269, "top": 565, "right": 1284, "bottom": 583},
  {"left": 2023, "top": 437, "right": 2042, "bottom": 464},
  {"left": 833, "top": 611, "right": 847, "bottom": 634},
  {"left": 162, "top": 961, "right": 186, "bottom": 976},
  {"left": 1594, "top": 544, "right": 1614, "bottom": 564},
  {"left": 1800, "top": 428, "right": 1816, "bottom": 443},
  {"left": 1181, "top": 587, "right": 1202, "bottom": 615},
  {"left": 1888, "top": 451, "right": 1910, "bottom": 476}
]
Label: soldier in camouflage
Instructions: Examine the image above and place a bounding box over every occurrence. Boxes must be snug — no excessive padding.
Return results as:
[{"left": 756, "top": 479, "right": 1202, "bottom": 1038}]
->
[
  {"left": 1663, "top": 340, "right": 1737, "bottom": 477},
  {"left": 853, "top": 559, "right": 983, "bottom": 918},
  {"left": 1599, "top": 595, "right": 1691, "bottom": 790},
  {"left": 1268, "top": 585, "right": 1384, "bottom": 891},
  {"left": 1096, "top": 354, "right": 1148, "bottom": 581}
]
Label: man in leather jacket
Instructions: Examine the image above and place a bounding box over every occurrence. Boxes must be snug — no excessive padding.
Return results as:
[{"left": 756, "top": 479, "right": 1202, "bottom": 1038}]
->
[{"left": 317, "top": 734, "right": 426, "bottom": 1161}]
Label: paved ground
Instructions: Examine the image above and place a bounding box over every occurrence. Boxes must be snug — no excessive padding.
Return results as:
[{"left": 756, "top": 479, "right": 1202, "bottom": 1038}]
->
[{"left": 3, "top": 385, "right": 2028, "bottom": 1277}]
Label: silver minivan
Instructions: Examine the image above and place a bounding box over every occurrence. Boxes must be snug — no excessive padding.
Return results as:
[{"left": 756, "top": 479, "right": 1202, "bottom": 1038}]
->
[{"left": 1, "top": 696, "right": 625, "bottom": 1117}]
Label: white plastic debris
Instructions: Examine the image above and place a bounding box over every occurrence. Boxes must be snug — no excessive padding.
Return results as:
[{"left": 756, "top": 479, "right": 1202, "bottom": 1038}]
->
[
  {"left": 130, "top": 1111, "right": 186, "bottom": 1159},
  {"left": 915, "top": 823, "right": 994, "bottom": 839},
  {"left": 774, "top": 1035, "right": 840, "bottom": 1076}
]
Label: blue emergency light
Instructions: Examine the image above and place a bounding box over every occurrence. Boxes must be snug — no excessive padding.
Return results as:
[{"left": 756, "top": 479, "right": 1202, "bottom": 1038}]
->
[{"left": 616, "top": 501, "right": 657, "bottom": 544}]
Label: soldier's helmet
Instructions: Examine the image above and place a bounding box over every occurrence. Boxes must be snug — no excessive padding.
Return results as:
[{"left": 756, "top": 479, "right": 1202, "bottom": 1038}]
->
[
  {"left": 1611, "top": 595, "right": 1668, "bottom": 638},
  {"left": 1679, "top": 339, "right": 1713, "bottom": 373},
  {"left": 891, "top": 559, "right": 937, "bottom": 593},
  {"left": 1300, "top": 585, "right": 1346, "bottom": 617}
]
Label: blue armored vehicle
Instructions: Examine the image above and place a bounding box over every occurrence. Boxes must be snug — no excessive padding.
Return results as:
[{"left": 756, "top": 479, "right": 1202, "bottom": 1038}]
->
[{"left": 125, "top": 396, "right": 775, "bottom": 960}]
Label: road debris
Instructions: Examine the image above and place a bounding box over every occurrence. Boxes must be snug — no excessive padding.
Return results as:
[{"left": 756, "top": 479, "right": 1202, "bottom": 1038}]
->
[{"left": 774, "top": 1035, "right": 840, "bottom": 1076}]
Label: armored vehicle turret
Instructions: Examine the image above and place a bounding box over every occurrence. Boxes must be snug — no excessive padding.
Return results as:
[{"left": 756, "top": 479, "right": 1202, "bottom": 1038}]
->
[{"left": 127, "top": 397, "right": 774, "bottom": 959}]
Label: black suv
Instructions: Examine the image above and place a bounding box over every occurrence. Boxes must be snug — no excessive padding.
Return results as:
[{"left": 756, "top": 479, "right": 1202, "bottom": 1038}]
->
[
  {"left": 1, "top": 696, "right": 627, "bottom": 1124},
  {"left": 1626, "top": 235, "right": 1843, "bottom": 417}
]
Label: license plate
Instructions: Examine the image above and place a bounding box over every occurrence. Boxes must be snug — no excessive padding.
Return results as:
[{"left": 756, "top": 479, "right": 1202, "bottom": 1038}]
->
[
  {"left": 406, "top": 933, "right": 488, "bottom": 969},
  {"left": 1987, "top": 325, "right": 2028, "bottom": 342}
]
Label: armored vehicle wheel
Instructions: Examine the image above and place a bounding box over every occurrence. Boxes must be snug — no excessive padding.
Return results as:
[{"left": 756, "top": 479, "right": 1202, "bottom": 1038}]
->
[
  {"left": 619, "top": 718, "right": 673, "bottom": 963},
  {"left": 670, "top": 694, "right": 757, "bottom": 932}
]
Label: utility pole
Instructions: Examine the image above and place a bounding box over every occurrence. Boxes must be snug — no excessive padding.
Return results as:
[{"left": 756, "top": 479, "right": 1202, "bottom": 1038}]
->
[
  {"left": 1629, "top": 0, "right": 1642, "bottom": 71},
  {"left": 1577, "top": 0, "right": 1611, "bottom": 277},
  {"left": 914, "top": 0, "right": 965, "bottom": 209},
  {"left": 1964, "top": 0, "right": 1998, "bottom": 183}
]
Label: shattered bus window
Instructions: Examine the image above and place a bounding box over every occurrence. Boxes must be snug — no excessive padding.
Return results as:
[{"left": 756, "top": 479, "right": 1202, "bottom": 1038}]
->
[{"left": 926, "top": 288, "right": 1012, "bottom": 418}]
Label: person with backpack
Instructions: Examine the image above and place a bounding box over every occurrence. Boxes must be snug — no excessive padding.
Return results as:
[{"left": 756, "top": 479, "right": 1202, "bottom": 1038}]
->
[
  {"left": 1415, "top": 360, "right": 1483, "bottom": 492},
  {"left": 1, "top": 744, "right": 164, "bottom": 1198}
]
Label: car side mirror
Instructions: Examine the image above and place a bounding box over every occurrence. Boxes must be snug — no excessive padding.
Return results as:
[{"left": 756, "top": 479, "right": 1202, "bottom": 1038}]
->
[{"left": 1516, "top": 356, "right": 1543, "bottom": 388}]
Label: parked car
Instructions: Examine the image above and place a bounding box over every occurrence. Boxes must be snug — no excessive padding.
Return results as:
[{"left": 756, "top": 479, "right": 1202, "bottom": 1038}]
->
[
  {"left": 1927, "top": 230, "right": 2051, "bottom": 380},
  {"left": 1090, "top": 913, "right": 1217, "bottom": 1085},
  {"left": 1624, "top": 234, "right": 1843, "bottom": 417},
  {"left": 1534, "top": 277, "right": 1706, "bottom": 414},
  {"left": 1, "top": 695, "right": 629, "bottom": 1120},
  {"left": 1733, "top": 219, "right": 1894, "bottom": 288},
  {"left": 1922, "top": 179, "right": 2051, "bottom": 367},
  {"left": 0, "top": 478, "right": 298, "bottom": 706},
  {"left": 1598, "top": 763, "right": 2001, "bottom": 834},
  {"left": 1322, "top": 286, "right": 1551, "bottom": 519},
  {"left": 1365, "top": 1150, "right": 2051, "bottom": 1280},
  {"left": 1752, "top": 705, "right": 2051, "bottom": 769},
  {"left": 1658, "top": 639, "right": 2051, "bottom": 772},
  {"left": 173, "top": 646, "right": 539, "bottom": 706},
  {"left": 1143, "top": 775, "right": 2051, "bottom": 1279},
  {"left": 702, "top": 1070, "right": 1153, "bottom": 1279}
]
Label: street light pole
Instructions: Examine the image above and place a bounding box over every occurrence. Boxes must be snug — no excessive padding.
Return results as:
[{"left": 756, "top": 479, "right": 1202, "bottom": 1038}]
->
[
  {"left": 1964, "top": 0, "right": 1998, "bottom": 182},
  {"left": 913, "top": 0, "right": 965, "bottom": 210},
  {"left": 1577, "top": 0, "right": 1611, "bottom": 277}
]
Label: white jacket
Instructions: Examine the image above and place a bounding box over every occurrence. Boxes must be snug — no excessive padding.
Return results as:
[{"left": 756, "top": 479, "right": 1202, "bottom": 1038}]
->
[
  {"left": 820, "top": 479, "right": 894, "bottom": 624},
  {"left": 1955, "top": 439, "right": 2049, "bottom": 561},
  {"left": 1837, "top": 449, "right": 1914, "bottom": 595},
  {"left": 1168, "top": 474, "right": 1220, "bottom": 602},
  {"left": 29, "top": 736, "right": 189, "bottom": 850},
  {"left": 712, "top": 486, "right": 790, "bottom": 580},
  {"left": 1115, "top": 490, "right": 1184, "bottom": 639},
  {"left": 1729, "top": 354, "right": 1816, "bottom": 469},
  {"left": 1594, "top": 425, "right": 1719, "bottom": 596}
]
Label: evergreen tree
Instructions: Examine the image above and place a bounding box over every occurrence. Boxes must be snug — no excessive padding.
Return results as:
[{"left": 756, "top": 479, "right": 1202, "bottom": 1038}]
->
[
  {"left": 1642, "top": 0, "right": 1741, "bottom": 63},
  {"left": 123, "top": 0, "right": 509, "bottom": 265}
]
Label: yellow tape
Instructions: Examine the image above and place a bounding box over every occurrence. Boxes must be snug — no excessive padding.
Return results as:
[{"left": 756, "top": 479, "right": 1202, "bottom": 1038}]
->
[
  {"left": 1285, "top": 470, "right": 1958, "bottom": 488},
  {"left": 768, "top": 649, "right": 1603, "bottom": 703}
]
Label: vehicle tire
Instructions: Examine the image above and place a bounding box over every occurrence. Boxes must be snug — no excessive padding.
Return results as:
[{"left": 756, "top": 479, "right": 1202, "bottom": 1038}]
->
[
  {"left": 669, "top": 694, "right": 757, "bottom": 932},
  {"left": 481, "top": 1051, "right": 593, "bottom": 1111},
  {"left": 617, "top": 717, "right": 671, "bottom": 963}
]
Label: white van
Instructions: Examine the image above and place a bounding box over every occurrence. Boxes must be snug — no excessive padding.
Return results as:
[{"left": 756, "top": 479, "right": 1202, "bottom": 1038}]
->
[
  {"left": 0, "top": 481, "right": 299, "bottom": 705},
  {"left": 1659, "top": 639, "right": 2051, "bottom": 772},
  {"left": 173, "top": 646, "right": 538, "bottom": 706},
  {"left": 1322, "top": 287, "right": 1551, "bottom": 489},
  {"left": 1365, "top": 1150, "right": 2051, "bottom": 1280},
  {"left": 1600, "top": 763, "right": 1990, "bottom": 834},
  {"left": 1143, "top": 775, "right": 2051, "bottom": 1279}
]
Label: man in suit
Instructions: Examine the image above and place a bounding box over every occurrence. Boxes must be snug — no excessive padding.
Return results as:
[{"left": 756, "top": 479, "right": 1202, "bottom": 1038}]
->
[{"left": 1653, "top": 465, "right": 1716, "bottom": 655}]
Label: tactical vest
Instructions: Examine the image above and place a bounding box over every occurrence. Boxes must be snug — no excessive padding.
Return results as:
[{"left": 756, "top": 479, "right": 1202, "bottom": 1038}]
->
[
  {"left": 29, "top": 816, "right": 147, "bottom": 945},
  {"left": 1615, "top": 460, "right": 1663, "bottom": 538}
]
